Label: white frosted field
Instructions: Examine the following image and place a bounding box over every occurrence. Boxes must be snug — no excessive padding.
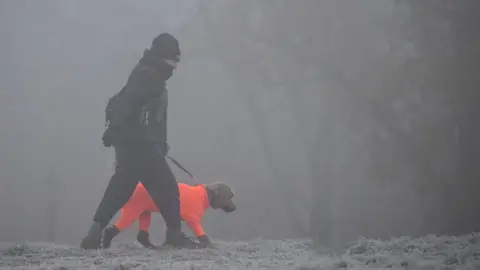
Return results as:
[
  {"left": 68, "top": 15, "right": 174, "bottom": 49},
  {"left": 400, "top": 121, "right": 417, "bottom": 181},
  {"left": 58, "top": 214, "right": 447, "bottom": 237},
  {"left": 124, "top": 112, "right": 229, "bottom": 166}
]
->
[{"left": 1, "top": 233, "right": 478, "bottom": 269}]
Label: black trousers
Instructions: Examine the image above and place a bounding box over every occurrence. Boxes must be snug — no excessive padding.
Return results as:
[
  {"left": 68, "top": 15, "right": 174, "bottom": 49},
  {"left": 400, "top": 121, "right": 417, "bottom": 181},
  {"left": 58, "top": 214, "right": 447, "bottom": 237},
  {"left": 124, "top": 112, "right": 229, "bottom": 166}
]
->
[{"left": 93, "top": 141, "right": 181, "bottom": 230}]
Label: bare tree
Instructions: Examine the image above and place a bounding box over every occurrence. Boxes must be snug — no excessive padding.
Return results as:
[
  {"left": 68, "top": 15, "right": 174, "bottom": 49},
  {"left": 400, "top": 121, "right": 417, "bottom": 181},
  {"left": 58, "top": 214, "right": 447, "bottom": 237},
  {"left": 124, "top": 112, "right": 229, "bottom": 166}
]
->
[
  {"left": 191, "top": 0, "right": 480, "bottom": 247},
  {"left": 197, "top": 0, "right": 400, "bottom": 246},
  {"left": 401, "top": 0, "right": 480, "bottom": 234}
]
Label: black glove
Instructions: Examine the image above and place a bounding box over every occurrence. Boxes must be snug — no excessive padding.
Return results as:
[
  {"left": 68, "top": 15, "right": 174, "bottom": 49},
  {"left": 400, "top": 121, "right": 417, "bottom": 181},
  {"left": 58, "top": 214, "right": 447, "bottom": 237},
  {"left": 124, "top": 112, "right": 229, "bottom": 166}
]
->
[
  {"left": 154, "top": 142, "right": 170, "bottom": 156},
  {"left": 137, "top": 231, "right": 157, "bottom": 249},
  {"left": 164, "top": 142, "right": 170, "bottom": 155},
  {"left": 102, "top": 127, "right": 117, "bottom": 147},
  {"left": 197, "top": 235, "right": 216, "bottom": 249}
]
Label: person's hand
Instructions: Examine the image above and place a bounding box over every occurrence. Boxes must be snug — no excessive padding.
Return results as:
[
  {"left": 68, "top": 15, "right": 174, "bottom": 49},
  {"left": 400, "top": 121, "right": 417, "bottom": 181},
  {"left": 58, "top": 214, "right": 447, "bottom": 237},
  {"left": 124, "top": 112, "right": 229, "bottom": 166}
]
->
[
  {"left": 164, "top": 142, "right": 170, "bottom": 155},
  {"left": 155, "top": 142, "right": 170, "bottom": 156},
  {"left": 197, "top": 235, "right": 216, "bottom": 249}
]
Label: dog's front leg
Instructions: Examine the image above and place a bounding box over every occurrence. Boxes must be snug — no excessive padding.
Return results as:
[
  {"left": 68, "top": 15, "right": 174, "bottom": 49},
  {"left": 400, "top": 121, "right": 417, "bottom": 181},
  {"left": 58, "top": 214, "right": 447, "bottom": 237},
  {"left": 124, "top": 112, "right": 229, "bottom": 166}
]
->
[{"left": 198, "top": 235, "right": 216, "bottom": 249}]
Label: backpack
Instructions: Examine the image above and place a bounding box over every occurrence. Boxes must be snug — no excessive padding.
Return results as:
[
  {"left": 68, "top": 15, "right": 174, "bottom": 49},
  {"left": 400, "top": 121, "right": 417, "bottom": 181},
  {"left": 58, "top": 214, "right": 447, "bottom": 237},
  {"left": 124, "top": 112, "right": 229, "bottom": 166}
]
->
[
  {"left": 104, "top": 87, "right": 126, "bottom": 127},
  {"left": 104, "top": 86, "right": 167, "bottom": 128}
]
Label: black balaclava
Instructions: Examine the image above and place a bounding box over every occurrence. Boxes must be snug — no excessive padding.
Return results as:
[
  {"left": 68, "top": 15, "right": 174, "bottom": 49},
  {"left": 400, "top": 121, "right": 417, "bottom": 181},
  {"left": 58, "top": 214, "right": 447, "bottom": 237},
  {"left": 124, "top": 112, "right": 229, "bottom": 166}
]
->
[
  {"left": 141, "top": 33, "right": 181, "bottom": 81},
  {"left": 151, "top": 33, "right": 181, "bottom": 61}
]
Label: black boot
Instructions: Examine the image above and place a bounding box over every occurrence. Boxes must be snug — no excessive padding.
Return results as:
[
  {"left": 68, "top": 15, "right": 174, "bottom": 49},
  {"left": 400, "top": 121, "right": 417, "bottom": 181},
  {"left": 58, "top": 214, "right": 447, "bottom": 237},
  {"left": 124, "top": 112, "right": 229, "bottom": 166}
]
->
[
  {"left": 162, "top": 228, "right": 199, "bottom": 249},
  {"left": 102, "top": 226, "right": 120, "bottom": 249},
  {"left": 137, "top": 231, "right": 157, "bottom": 249},
  {"left": 80, "top": 222, "right": 103, "bottom": 249}
]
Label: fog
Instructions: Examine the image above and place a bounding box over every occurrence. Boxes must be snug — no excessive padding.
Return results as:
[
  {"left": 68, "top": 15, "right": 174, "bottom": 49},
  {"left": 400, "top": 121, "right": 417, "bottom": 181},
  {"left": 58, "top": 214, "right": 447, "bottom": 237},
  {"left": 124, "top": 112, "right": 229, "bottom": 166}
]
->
[{"left": 0, "top": 0, "right": 479, "bottom": 250}]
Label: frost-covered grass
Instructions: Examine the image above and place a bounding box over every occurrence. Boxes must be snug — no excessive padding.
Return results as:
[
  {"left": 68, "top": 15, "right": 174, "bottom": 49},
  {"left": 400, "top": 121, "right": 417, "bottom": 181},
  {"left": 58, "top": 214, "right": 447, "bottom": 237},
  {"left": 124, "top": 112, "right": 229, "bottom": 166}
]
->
[{"left": 0, "top": 233, "right": 478, "bottom": 269}]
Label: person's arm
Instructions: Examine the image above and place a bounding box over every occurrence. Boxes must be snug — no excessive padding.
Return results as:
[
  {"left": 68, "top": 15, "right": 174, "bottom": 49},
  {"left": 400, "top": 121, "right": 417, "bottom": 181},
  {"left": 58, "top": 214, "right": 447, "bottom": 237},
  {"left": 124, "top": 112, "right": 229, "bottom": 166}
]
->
[
  {"left": 155, "top": 93, "right": 169, "bottom": 156},
  {"left": 137, "top": 211, "right": 156, "bottom": 249},
  {"left": 161, "top": 109, "right": 169, "bottom": 155}
]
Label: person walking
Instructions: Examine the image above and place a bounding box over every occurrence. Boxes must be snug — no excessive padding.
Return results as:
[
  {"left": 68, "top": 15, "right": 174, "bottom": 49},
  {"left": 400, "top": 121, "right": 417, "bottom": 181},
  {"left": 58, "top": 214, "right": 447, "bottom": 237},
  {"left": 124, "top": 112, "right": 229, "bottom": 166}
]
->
[{"left": 80, "top": 33, "right": 197, "bottom": 249}]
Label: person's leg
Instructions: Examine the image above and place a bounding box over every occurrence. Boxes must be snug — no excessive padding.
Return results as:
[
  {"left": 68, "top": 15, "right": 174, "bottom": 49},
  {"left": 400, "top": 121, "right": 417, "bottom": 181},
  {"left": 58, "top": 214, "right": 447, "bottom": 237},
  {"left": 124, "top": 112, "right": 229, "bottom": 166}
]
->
[
  {"left": 140, "top": 145, "right": 197, "bottom": 248},
  {"left": 80, "top": 143, "right": 141, "bottom": 249},
  {"left": 140, "top": 150, "right": 181, "bottom": 230},
  {"left": 93, "top": 144, "right": 142, "bottom": 227}
]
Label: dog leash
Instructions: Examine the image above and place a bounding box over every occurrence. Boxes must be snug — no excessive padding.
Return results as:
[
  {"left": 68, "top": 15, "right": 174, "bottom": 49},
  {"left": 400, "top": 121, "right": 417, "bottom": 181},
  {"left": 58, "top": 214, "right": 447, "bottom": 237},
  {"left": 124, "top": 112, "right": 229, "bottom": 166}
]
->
[{"left": 166, "top": 155, "right": 198, "bottom": 182}]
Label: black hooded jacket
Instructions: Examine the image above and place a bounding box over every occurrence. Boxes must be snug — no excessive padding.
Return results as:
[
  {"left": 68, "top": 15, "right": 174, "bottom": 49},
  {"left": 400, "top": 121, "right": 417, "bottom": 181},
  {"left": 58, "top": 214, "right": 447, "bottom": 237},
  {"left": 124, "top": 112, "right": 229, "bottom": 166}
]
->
[{"left": 106, "top": 49, "right": 172, "bottom": 144}]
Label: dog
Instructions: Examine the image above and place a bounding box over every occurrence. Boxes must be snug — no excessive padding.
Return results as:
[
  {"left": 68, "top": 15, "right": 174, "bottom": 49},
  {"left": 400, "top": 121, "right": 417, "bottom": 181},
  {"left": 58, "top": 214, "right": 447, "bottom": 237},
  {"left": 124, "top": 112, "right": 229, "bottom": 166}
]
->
[{"left": 101, "top": 181, "right": 235, "bottom": 249}]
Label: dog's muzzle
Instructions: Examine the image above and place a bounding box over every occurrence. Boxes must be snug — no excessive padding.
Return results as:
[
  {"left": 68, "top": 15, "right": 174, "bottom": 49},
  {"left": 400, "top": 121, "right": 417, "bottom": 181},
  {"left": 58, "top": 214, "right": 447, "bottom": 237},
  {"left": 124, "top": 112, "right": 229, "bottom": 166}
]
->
[{"left": 222, "top": 203, "right": 236, "bottom": 213}]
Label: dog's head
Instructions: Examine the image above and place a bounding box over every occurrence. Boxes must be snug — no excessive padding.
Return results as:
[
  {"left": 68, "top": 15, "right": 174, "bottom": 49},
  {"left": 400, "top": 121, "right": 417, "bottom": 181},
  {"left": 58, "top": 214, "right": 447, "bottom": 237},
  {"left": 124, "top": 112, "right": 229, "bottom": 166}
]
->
[{"left": 205, "top": 181, "right": 236, "bottom": 213}]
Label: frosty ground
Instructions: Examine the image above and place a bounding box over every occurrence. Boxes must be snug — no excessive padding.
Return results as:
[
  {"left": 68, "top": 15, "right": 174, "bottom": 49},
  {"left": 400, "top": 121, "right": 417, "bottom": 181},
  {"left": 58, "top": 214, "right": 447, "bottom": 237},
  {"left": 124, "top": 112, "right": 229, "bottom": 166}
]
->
[{"left": 0, "top": 234, "right": 479, "bottom": 269}]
